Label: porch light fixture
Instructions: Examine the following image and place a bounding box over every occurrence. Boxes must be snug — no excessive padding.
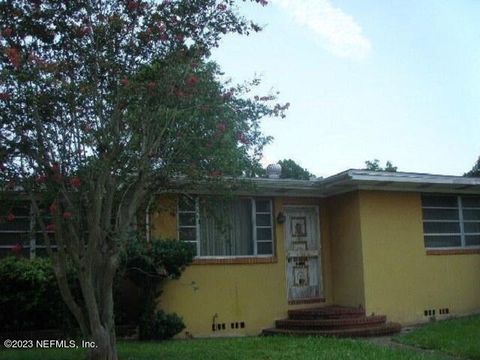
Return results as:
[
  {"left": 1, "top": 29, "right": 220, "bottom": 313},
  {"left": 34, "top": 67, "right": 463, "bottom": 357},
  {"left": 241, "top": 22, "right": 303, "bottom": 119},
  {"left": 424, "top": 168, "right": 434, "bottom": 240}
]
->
[{"left": 276, "top": 211, "right": 286, "bottom": 224}]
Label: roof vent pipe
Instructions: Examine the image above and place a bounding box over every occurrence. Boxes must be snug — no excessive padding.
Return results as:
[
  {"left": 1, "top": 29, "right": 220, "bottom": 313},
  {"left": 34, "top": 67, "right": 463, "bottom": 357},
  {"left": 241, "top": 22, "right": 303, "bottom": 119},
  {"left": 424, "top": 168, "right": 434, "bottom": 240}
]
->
[{"left": 266, "top": 163, "right": 282, "bottom": 179}]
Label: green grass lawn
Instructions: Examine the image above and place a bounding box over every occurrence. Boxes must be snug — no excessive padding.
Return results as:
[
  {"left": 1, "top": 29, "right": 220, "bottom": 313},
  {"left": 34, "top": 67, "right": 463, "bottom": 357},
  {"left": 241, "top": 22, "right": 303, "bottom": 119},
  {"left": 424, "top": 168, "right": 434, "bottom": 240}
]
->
[
  {"left": 396, "top": 315, "right": 480, "bottom": 359},
  {"left": 0, "top": 336, "right": 439, "bottom": 360}
]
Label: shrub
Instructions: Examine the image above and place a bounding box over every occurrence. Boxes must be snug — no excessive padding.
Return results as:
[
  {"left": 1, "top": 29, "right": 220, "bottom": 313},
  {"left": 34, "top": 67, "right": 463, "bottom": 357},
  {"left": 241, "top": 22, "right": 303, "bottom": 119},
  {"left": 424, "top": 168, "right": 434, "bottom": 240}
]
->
[
  {"left": 138, "top": 310, "right": 185, "bottom": 341},
  {"left": 119, "top": 238, "right": 194, "bottom": 339},
  {"left": 0, "top": 256, "right": 77, "bottom": 333}
]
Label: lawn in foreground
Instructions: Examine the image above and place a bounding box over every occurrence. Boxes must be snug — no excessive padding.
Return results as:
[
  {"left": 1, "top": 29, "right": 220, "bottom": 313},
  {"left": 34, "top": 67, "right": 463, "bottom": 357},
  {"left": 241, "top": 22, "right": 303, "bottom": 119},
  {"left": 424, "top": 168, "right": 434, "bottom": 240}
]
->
[
  {"left": 0, "top": 336, "right": 439, "bottom": 360},
  {"left": 396, "top": 315, "right": 480, "bottom": 359}
]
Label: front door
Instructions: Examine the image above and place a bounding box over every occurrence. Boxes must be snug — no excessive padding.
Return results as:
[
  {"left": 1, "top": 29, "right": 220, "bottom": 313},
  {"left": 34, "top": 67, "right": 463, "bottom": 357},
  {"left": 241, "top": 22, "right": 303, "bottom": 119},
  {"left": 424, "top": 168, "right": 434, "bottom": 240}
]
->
[{"left": 284, "top": 206, "right": 322, "bottom": 301}]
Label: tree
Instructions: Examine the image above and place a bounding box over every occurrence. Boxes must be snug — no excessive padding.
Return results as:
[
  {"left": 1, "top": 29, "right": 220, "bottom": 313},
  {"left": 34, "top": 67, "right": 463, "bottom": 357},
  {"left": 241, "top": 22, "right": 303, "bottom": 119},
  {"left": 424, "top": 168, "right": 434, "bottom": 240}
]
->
[
  {"left": 364, "top": 159, "right": 398, "bottom": 172},
  {"left": 277, "top": 159, "right": 314, "bottom": 180},
  {"left": 0, "top": 1, "right": 285, "bottom": 359},
  {"left": 465, "top": 157, "right": 480, "bottom": 177}
]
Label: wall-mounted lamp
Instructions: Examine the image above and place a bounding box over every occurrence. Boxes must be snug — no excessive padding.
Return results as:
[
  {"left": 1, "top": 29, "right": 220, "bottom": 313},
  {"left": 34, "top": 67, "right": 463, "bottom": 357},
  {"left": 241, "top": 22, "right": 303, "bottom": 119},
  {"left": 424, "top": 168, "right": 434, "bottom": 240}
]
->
[{"left": 276, "top": 211, "right": 286, "bottom": 224}]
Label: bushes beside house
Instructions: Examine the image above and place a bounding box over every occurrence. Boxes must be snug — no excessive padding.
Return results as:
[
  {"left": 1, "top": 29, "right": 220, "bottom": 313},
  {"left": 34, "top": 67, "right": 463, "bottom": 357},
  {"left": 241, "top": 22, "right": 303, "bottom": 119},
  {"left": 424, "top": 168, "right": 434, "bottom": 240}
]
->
[
  {"left": 0, "top": 238, "right": 194, "bottom": 340},
  {"left": 119, "top": 239, "right": 195, "bottom": 340},
  {"left": 0, "top": 256, "right": 76, "bottom": 333}
]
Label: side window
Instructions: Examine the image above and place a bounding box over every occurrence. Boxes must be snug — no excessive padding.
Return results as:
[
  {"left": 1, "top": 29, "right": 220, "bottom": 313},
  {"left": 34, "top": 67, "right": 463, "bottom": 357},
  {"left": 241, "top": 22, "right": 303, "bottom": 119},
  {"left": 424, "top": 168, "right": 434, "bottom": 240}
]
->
[
  {"left": 177, "top": 196, "right": 199, "bottom": 256},
  {"left": 422, "top": 194, "right": 480, "bottom": 249}
]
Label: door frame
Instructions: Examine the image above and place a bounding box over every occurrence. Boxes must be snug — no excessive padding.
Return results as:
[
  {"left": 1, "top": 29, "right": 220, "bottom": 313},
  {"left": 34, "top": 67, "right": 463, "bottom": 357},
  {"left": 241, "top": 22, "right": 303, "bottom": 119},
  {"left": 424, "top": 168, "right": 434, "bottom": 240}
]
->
[{"left": 283, "top": 205, "right": 324, "bottom": 304}]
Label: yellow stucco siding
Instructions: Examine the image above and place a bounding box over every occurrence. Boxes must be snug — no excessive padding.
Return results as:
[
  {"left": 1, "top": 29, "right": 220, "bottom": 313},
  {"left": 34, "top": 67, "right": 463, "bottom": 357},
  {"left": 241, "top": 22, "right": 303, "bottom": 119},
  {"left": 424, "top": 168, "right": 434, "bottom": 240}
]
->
[
  {"left": 151, "top": 195, "right": 333, "bottom": 337},
  {"left": 358, "top": 190, "right": 480, "bottom": 324},
  {"left": 148, "top": 190, "right": 480, "bottom": 335},
  {"left": 327, "top": 192, "right": 366, "bottom": 308}
]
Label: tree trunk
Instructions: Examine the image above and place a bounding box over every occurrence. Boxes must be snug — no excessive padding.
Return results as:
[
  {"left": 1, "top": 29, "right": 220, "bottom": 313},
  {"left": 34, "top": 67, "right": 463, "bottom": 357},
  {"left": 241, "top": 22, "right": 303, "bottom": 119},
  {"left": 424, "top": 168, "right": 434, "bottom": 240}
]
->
[
  {"left": 89, "top": 326, "right": 118, "bottom": 360},
  {"left": 80, "top": 248, "right": 119, "bottom": 360}
]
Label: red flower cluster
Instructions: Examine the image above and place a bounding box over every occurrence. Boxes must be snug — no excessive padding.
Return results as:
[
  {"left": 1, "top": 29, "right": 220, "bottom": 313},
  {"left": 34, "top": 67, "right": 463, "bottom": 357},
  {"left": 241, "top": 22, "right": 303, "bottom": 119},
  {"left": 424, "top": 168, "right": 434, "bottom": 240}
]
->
[
  {"left": 174, "top": 89, "right": 185, "bottom": 97},
  {"left": 186, "top": 75, "right": 199, "bottom": 86},
  {"left": 63, "top": 211, "right": 73, "bottom": 219},
  {"left": 222, "top": 90, "right": 233, "bottom": 101},
  {"left": 217, "top": 3, "right": 227, "bottom": 11},
  {"left": 0, "top": 92, "right": 11, "bottom": 101},
  {"left": 236, "top": 132, "right": 249, "bottom": 144},
  {"left": 216, "top": 122, "right": 226, "bottom": 133},
  {"left": 5, "top": 47, "right": 21, "bottom": 69},
  {"left": 146, "top": 81, "right": 156, "bottom": 90},
  {"left": 49, "top": 202, "right": 58, "bottom": 214},
  {"left": 46, "top": 224, "right": 55, "bottom": 232},
  {"left": 127, "top": 0, "right": 140, "bottom": 11},
  {"left": 11, "top": 243, "right": 22, "bottom": 255},
  {"left": 69, "top": 177, "right": 81, "bottom": 188},
  {"left": 121, "top": 77, "right": 129, "bottom": 87},
  {"left": 175, "top": 33, "right": 184, "bottom": 42},
  {"left": 6, "top": 213, "right": 15, "bottom": 222},
  {"left": 2, "top": 27, "right": 13, "bottom": 38},
  {"left": 79, "top": 26, "right": 92, "bottom": 37},
  {"left": 35, "top": 174, "right": 47, "bottom": 183}
]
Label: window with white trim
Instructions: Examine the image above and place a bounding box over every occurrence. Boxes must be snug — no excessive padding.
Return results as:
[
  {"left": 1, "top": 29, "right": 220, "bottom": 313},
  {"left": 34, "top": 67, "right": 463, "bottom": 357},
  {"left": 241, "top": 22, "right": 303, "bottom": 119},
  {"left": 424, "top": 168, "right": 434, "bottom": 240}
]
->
[
  {"left": 421, "top": 194, "right": 480, "bottom": 249},
  {"left": 0, "top": 202, "right": 56, "bottom": 258},
  {"left": 177, "top": 196, "right": 274, "bottom": 257}
]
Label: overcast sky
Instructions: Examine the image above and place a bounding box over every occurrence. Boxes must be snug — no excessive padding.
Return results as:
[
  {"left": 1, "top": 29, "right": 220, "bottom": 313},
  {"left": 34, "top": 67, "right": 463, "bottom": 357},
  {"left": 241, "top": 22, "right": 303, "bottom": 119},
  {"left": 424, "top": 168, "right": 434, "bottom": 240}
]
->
[{"left": 212, "top": 0, "right": 480, "bottom": 178}]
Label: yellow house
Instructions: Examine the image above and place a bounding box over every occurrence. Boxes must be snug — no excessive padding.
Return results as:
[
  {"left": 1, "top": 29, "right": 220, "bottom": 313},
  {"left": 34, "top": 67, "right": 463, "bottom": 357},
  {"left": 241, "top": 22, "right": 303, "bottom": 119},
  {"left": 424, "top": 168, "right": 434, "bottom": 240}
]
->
[{"left": 149, "top": 169, "right": 480, "bottom": 338}]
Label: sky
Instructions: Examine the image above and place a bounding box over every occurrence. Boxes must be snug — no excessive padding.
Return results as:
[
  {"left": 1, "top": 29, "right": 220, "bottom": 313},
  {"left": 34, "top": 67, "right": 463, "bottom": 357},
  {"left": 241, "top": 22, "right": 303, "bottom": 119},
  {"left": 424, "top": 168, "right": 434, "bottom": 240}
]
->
[{"left": 211, "top": 0, "right": 480, "bottom": 178}]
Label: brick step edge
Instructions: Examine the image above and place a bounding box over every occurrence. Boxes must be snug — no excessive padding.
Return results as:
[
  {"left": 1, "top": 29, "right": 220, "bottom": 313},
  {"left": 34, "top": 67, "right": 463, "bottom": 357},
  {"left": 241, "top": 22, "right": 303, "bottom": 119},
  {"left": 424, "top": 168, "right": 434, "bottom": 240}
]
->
[
  {"left": 288, "top": 307, "right": 366, "bottom": 320},
  {"left": 275, "top": 315, "right": 387, "bottom": 330},
  {"left": 262, "top": 322, "right": 402, "bottom": 338}
]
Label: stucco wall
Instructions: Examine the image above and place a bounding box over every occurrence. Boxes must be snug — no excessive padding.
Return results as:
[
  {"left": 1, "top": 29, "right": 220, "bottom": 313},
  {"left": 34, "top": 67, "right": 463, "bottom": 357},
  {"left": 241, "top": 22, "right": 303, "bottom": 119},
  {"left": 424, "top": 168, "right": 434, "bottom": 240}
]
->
[
  {"left": 358, "top": 190, "right": 480, "bottom": 324},
  {"left": 150, "top": 195, "right": 333, "bottom": 337},
  {"left": 327, "top": 192, "right": 366, "bottom": 308}
]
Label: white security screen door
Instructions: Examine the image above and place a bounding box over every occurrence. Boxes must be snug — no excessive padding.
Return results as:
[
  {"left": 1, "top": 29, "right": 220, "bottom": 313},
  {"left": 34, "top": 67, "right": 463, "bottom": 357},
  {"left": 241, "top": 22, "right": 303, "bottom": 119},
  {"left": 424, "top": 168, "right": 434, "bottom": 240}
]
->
[{"left": 284, "top": 206, "right": 322, "bottom": 301}]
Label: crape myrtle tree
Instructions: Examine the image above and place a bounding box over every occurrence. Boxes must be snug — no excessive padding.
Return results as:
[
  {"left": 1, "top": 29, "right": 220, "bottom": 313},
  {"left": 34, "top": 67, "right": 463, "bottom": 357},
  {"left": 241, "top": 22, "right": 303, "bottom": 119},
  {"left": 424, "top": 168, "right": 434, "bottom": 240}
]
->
[{"left": 0, "top": 1, "right": 287, "bottom": 359}]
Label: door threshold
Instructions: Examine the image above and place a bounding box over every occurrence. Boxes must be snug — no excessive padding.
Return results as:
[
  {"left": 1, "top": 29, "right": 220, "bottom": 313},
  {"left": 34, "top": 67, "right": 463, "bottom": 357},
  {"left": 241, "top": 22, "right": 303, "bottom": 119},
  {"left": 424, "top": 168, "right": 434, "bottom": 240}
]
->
[{"left": 288, "top": 297, "right": 326, "bottom": 305}]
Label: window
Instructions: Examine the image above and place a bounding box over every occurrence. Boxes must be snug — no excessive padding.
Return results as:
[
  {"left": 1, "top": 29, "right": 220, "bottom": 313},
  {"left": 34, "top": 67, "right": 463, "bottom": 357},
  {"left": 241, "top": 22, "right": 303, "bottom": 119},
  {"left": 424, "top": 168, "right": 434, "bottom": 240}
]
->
[
  {"left": 0, "top": 202, "right": 57, "bottom": 259},
  {"left": 0, "top": 203, "right": 32, "bottom": 257},
  {"left": 422, "top": 194, "right": 480, "bottom": 249},
  {"left": 177, "top": 196, "right": 274, "bottom": 257}
]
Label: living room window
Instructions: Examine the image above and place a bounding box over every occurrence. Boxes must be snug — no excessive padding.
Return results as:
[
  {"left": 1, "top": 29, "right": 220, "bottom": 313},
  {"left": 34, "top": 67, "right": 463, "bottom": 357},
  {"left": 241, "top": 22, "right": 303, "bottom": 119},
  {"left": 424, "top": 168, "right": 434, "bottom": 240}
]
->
[
  {"left": 421, "top": 194, "right": 480, "bottom": 249},
  {"left": 177, "top": 196, "right": 274, "bottom": 257}
]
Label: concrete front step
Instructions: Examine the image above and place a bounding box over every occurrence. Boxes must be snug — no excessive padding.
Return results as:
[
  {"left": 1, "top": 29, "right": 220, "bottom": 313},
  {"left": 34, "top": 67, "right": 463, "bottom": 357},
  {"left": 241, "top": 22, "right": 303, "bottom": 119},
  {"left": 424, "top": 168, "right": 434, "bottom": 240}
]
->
[
  {"left": 275, "top": 315, "right": 387, "bottom": 330},
  {"left": 262, "top": 322, "right": 402, "bottom": 338},
  {"left": 288, "top": 305, "right": 365, "bottom": 320}
]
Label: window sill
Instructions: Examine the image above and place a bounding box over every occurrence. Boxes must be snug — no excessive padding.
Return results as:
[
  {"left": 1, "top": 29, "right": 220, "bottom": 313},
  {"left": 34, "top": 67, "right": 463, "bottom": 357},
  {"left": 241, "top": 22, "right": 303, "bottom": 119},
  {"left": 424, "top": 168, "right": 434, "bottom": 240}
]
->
[
  {"left": 426, "top": 248, "right": 480, "bottom": 255},
  {"left": 192, "top": 256, "right": 277, "bottom": 265}
]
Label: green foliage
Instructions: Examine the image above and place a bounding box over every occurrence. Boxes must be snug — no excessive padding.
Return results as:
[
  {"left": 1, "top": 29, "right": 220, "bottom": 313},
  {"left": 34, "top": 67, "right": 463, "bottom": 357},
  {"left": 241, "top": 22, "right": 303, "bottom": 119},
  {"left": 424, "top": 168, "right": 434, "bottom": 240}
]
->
[
  {"left": 120, "top": 238, "right": 195, "bottom": 287},
  {"left": 119, "top": 238, "right": 194, "bottom": 339},
  {"left": 465, "top": 157, "right": 480, "bottom": 177},
  {"left": 138, "top": 310, "right": 185, "bottom": 341},
  {"left": 364, "top": 159, "right": 398, "bottom": 172},
  {"left": 277, "top": 159, "right": 315, "bottom": 180},
  {"left": 396, "top": 315, "right": 480, "bottom": 359},
  {"left": 0, "top": 256, "right": 76, "bottom": 332}
]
